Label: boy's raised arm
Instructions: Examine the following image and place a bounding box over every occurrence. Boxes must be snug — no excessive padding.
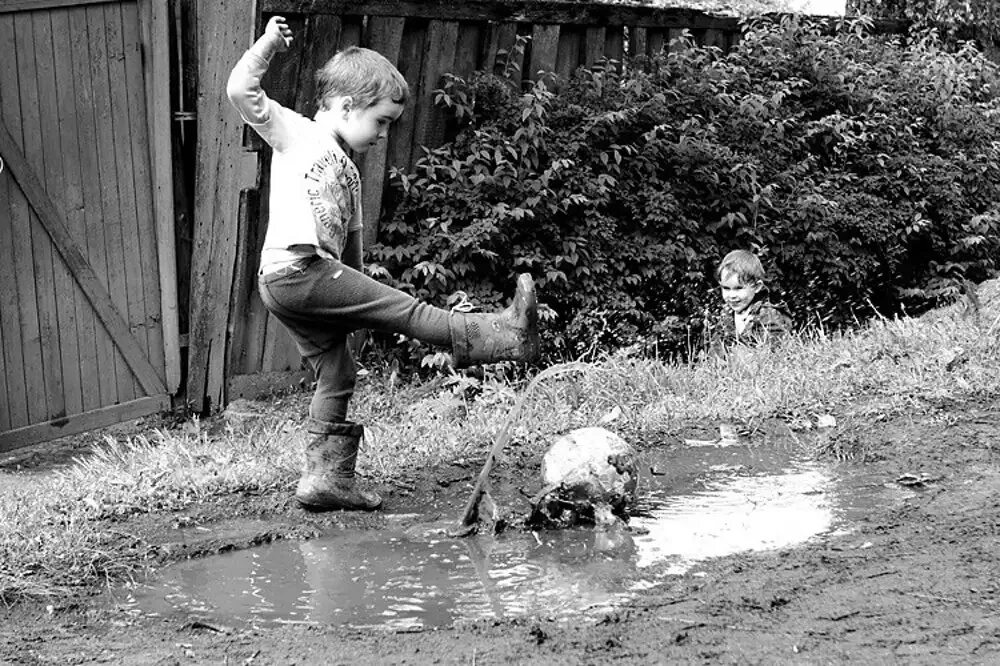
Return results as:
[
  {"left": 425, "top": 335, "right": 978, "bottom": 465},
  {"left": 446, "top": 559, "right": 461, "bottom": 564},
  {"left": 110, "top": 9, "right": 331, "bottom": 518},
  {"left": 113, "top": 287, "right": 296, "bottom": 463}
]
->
[{"left": 226, "top": 16, "right": 293, "bottom": 125}]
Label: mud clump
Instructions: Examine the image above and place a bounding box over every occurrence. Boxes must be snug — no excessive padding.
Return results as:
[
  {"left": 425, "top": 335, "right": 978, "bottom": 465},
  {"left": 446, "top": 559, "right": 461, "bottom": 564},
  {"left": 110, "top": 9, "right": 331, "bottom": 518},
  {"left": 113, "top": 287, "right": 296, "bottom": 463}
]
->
[{"left": 529, "top": 427, "right": 639, "bottom": 528}]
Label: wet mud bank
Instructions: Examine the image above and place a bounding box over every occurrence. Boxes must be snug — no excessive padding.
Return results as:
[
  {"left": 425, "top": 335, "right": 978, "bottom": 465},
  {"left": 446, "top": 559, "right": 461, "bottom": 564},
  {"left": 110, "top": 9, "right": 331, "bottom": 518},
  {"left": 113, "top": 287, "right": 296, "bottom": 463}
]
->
[{"left": 4, "top": 403, "right": 1000, "bottom": 664}]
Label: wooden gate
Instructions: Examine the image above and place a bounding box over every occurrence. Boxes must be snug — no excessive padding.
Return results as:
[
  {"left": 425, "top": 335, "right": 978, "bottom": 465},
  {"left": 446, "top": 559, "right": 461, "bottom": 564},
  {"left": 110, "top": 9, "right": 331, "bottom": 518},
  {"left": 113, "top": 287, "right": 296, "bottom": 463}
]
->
[{"left": 0, "top": 0, "right": 179, "bottom": 451}]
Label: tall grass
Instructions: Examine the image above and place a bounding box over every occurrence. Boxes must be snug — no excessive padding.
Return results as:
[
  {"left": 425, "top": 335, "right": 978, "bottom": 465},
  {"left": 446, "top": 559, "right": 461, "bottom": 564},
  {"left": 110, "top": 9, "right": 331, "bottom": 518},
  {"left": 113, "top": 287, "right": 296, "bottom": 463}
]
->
[{"left": 2, "top": 287, "right": 998, "bottom": 603}]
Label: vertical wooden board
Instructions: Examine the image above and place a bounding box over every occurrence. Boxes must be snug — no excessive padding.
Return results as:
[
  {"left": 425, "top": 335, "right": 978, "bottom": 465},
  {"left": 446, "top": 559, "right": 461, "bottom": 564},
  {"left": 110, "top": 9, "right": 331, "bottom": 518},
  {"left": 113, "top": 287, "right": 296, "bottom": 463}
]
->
[
  {"left": 0, "top": 313, "right": 7, "bottom": 431},
  {"left": 630, "top": 26, "right": 648, "bottom": 59},
  {"left": 666, "top": 28, "right": 685, "bottom": 52},
  {"left": 583, "top": 26, "right": 605, "bottom": 67},
  {"left": 555, "top": 25, "right": 582, "bottom": 81},
  {"left": 385, "top": 18, "right": 426, "bottom": 172},
  {"left": 293, "top": 14, "right": 342, "bottom": 119},
  {"left": 226, "top": 188, "right": 259, "bottom": 376},
  {"left": 104, "top": 4, "right": 148, "bottom": 399},
  {"left": 410, "top": 20, "right": 458, "bottom": 162},
  {"left": 0, "top": 15, "right": 29, "bottom": 428},
  {"left": 49, "top": 7, "right": 92, "bottom": 414},
  {"left": 143, "top": 0, "right": 181, "bottom": 395},
  {"left": 690, "top": 27, "right": 707, "bottom": 46},
  {"left": 360, "top": 15, "right": 404, "bottom": 247},
  {"left": 528, "top": 24, "right": 559, "bottom": 86},
  {"left": 647, "top": 29, "right": 666, "bottom": 56},
  {"left": 121, "top": 2, "right": 166, "bottom": 380},
  {"left": 34, "top": 11, "right": 80, "bottom": 417},
  {"left": 338, "top": 15, "right": 363, "bottom": 49},
  {"left": 86, "top": 4, "right": 134, "bottom": 403},
  {"left": 69, "top": 5, "right": 117, "bottom": 407},
  {"left": 604, "top": 25, "right": 625, "bottom": 68},
  {"left": 16, "top": 12, "right": 65, "bottom": 421},
  {"left": 704, "top": 28, "right": 726, "bottom": 50},
  {"left": 189, "top": 0, "right": 257, "bottom": 412},
  {"left": 240, "top": 158, "right": 270, "bottom": 375},
  {"left": 485, "top": 21, "right": 519, "bottom": 81},
  {"left": 0, "top": 153, "right": 25, "bottom": 429},
  {"left": 452, "top": 21, "right": 482, "bottom": 80}
]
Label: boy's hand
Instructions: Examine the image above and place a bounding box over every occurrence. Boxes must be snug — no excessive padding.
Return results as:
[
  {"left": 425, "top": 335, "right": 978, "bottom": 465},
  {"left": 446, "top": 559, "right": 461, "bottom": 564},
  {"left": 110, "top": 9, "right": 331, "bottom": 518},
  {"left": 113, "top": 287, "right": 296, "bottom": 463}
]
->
[{"left": 265, "top": 16, "right": 293, "bottom": 51}]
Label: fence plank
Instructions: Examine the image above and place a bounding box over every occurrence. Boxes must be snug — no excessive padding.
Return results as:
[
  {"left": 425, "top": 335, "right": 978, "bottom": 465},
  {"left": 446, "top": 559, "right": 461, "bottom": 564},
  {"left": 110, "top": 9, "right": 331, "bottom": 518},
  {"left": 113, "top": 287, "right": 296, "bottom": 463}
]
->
[
  {"left": 87, "top": 3, "right": 134, "bottom": 403},
  {"left": 50, "top": 7, "right": 91, "bottom": 414},
  {"left": 630, "top": 25, "right": 647, "bottom": 58},
  {"left": 340, "top": 14, "right": 364, "bottom": 47},
  {"left": 241, "top": 165, "right": 270, "bottom": 375},
  {"left": 105, "top": 4, "right": 148, "bottom": 399},
  {"left": 485, "top": 21, "right": 519, "bottom": 79},
  {"left": 227, "top": 188, "right": 260, "bottom": 376},
  {"left": 584, "top": 26, "right": 605, "bottom": 67},
  {"left": 360, "top": 15, "right": 405, "bottom": 247},
  {"left": 293, "top": 14, "right": 343, "bottom": 119},
  {"left": 555, "top": 25, "right": 582, "bottom": 81},
  {"left": 529, "top": 23, "right": 560, "bottom": 87},
  {"left": 411, "top": 20, "right": 458, "bottom": 162},
  {"left": 453, "top": 21, "right": 483, "bottom": 79},
  {"left": 17, "top": 12, "right": 65, "bottom": 422},
  {"left": 189, "top": 0, "right": 258, "bottom": 412},
  {"left": 385, "top": 18, "right": 426, "bottom": 172},
  {"left": 70, "top": 5, "right": 117, "bottom": 407},
  {"left": 647, "top": 28, "right": 666, "bottom": 55},
  {"left": 604, "top": 24, "right": 624, "bottom": 66},
  {"left": 0, "top": 14, "right": 29, "bottom": 429},
  {"left": 0, "top": 317, "right": 7, "bottom": 431},
  {"left": 0, "top": 157, "right": 21, "bottom": 430},
  {"left": 121, "top": 1, "right": 166, "bottom": 383},
  {"left": 143, "top": 0, "right": 181, "bottom": 394}
]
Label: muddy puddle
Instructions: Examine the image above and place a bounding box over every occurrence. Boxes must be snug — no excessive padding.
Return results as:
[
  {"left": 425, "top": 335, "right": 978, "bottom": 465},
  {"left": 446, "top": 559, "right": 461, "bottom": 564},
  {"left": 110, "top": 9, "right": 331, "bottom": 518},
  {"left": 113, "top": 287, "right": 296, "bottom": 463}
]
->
[{"left": 113, "top": 439, "right": 913, "bottom": 630}]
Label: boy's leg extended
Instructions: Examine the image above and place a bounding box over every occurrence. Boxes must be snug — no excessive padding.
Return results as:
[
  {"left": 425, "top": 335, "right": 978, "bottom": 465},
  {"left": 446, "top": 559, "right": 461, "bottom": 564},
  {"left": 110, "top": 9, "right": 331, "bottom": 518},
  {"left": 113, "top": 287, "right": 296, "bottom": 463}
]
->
[{"left": 259, "top": 256, "right": 539, "bottom": 367}]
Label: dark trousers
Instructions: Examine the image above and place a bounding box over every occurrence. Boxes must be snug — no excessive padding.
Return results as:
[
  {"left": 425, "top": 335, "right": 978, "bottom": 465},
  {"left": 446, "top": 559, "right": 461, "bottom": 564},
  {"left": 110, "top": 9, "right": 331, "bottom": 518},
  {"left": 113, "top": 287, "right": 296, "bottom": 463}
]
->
[{"left": 258, "top": 256, "right": 451, "bottom": 426}]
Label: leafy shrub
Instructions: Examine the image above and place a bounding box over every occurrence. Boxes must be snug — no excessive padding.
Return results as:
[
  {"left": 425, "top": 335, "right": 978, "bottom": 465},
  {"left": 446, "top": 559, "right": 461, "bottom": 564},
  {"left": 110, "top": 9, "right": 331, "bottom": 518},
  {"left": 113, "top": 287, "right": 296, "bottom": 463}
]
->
[{"left": 366, "top": 15, "right": 1000, "bottom": 364}]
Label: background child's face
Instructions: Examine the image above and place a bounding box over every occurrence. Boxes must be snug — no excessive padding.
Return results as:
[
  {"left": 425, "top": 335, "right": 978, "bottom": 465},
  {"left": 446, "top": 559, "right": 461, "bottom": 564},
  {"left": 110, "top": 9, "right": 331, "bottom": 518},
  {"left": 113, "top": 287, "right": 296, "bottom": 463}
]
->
[
  {"left": 333, "top": 97, "right": 404, "bottom": 154},
  {"left": 719, "top": 269, "right": 763, "bottom": 314}
]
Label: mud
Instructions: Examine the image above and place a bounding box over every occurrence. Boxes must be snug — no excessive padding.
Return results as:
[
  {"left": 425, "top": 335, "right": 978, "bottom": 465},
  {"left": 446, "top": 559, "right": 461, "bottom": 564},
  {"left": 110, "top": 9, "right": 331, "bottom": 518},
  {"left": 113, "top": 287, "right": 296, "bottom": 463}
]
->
[{"left": 3, "top": 401, "right": 1000, "bottom": 664}]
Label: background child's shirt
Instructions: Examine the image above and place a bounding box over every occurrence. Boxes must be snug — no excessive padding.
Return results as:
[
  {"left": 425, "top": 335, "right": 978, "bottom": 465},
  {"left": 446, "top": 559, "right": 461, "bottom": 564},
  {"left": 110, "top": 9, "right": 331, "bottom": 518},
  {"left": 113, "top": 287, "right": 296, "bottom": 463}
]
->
[
  {"left": 228, "top": 50, "right": 363, "bottom": 273},
  {"left": 702, "top": 289, "right": 792, "bottom": 355}
]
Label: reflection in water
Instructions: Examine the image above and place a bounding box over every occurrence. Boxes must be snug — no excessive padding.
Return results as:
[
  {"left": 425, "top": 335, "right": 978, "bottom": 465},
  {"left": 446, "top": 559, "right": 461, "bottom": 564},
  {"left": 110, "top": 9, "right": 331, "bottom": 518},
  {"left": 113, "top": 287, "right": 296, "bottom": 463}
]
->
[{"left": 119, "top": 443, "right": 900, "bottom": 629}]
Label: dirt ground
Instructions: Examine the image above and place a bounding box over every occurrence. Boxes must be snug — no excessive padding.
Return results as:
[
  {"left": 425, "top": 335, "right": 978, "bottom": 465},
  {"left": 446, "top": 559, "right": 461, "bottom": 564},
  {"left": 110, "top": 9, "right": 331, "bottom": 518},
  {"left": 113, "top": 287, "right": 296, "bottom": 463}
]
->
[{"left": 2, "top": 399, "right": 1000, "bottom": 665}]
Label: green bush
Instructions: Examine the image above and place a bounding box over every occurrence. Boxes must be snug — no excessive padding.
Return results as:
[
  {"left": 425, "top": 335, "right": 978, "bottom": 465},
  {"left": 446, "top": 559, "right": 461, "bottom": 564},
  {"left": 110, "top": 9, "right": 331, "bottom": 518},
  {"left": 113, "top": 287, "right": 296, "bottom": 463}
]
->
[{"left": 366, "top": 16, "right": 1000, "bottom": 363}]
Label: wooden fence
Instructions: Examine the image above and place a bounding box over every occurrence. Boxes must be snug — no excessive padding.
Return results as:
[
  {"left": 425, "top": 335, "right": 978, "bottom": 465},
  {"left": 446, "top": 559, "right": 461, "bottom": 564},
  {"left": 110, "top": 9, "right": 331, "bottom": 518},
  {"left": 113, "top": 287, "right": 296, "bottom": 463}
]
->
[
  {"left": 0, "top": 0, "right": 907, "bottom": 445},
  {"left": 187, "top": 0, "right": 749, "bottom": 414},
  {"left": 0, "top": 0, "right": 178, "bottom": 451}
]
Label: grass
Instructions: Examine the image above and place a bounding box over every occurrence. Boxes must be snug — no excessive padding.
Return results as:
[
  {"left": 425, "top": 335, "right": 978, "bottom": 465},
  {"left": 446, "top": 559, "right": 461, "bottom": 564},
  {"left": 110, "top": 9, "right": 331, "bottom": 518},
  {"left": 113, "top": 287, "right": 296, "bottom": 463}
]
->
[{"left": 2, "top": 284, "right": 999, "bottom": 604}]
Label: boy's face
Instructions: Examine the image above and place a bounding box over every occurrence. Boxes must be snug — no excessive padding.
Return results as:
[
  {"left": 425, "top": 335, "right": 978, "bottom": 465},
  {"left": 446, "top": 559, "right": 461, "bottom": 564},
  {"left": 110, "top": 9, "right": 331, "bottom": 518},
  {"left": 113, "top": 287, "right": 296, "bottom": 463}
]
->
[
  {"left": 719, "top": 269, "right": 763, "bottom": 314},
  {"left": 332, "top": 96, "right": 405, "bottom": 154}
]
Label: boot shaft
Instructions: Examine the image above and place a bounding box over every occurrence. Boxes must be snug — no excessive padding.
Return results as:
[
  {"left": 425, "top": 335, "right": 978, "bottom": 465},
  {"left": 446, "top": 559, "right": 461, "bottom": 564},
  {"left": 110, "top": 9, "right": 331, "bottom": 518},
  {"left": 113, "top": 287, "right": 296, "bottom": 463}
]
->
[
  {"left": 303, "top": 421, "right": 364, "bottom": 479},
  {"left": 450, "top": 273, "right": 540, "bottom": 367}
]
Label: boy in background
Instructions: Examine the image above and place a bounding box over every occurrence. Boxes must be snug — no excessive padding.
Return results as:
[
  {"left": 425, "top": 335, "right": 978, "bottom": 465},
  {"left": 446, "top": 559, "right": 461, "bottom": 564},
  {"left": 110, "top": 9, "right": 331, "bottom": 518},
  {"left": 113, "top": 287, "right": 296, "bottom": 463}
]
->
[
  {"left": 227, "top": 16, "right": 539, "bottom": 513},
  {"left": 703, "top": 249, "right": 791, "bottom": 354}
]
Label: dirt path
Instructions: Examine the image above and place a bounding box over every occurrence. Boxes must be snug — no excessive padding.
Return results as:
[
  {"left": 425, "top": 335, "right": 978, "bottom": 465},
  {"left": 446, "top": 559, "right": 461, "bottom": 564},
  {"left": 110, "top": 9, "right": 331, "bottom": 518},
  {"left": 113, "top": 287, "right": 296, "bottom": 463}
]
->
[{"left": 3, "top": 402, "right": 1000, "bottom": 665}]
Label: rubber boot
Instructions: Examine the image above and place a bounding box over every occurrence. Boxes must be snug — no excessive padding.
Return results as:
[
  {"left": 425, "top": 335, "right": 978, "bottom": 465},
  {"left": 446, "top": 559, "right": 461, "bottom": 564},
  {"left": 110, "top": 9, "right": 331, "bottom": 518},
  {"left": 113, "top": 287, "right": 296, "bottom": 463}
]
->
[
  {"left": 450, "top": 273, "right": 540, "bottom": 367},
  {"left": 295, "top": 421, "right": 382, "bottom": 511}
]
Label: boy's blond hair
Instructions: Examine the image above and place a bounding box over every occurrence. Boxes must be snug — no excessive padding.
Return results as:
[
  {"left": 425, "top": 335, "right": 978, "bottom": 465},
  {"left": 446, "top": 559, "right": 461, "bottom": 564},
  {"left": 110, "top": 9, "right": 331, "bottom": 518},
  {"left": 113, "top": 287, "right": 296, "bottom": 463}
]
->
[
  {"left": 716, "top": 249, "right": 765, "bottom": 284},
  {"left": 315, "top": 46, "right": 409, "bottom": 110}
]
